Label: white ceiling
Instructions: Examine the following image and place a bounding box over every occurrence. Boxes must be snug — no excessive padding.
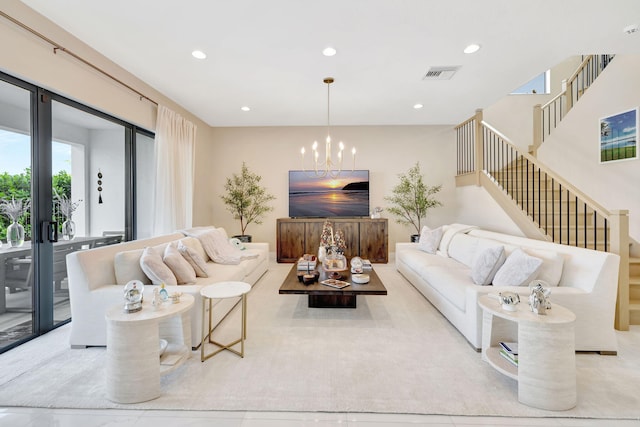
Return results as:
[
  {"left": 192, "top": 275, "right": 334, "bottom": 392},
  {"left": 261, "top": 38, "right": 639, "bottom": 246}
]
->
[{"left": 19, "top": 0, "right": 640, "bottom": 127}]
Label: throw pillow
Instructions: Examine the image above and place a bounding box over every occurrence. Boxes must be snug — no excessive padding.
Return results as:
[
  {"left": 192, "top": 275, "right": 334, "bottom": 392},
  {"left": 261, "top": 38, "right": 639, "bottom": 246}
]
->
[
  {"left": 163, "top": 243, "right": 197, "bottom": 285},
  {"left": 524, "top": 248, "right": 564, "bottom": 287},
  {"left": 139, "top": 246, "right": 177, "bottom": 286},
  {"left": 418, "top": 226, "right": 444, "bottom": 254},
  {"left": 493, "top": 248, "right": 543, "bottom": 287},
  {"left": 471, "top": 245, "right": 506, "bottom": 285},
  {"left": 178, "top": 240, "right": 209, "bottom": 277},
  {"left": 114, "top": 248, "right": 149, "bottom": 285},
  {"left": 197, "top": 229, "right": 244, "bottom": 265}
]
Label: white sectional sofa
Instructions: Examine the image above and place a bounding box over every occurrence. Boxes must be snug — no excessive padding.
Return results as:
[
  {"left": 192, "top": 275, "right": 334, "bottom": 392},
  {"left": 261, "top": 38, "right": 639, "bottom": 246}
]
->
[
  {"left": 396, "top": 224, "right": 620, "bottom": 354},
  {"left": 66, "top": 227, "right": 268, "bottom": 349}
]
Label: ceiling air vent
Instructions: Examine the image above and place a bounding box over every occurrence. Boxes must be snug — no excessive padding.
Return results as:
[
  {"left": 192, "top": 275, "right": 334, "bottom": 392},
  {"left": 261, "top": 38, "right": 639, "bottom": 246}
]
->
[{"left": 423, "top": 66, "right": 460, "bottom": 81}]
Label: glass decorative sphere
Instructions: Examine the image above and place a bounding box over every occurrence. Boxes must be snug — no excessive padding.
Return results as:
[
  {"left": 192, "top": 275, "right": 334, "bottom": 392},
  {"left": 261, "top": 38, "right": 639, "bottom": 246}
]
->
[
  {"left": 123, "top": 280, "right": 144, "bottom": 313},
  {"left": 350, "top": 256, "right": 364, "bottom": 273}
]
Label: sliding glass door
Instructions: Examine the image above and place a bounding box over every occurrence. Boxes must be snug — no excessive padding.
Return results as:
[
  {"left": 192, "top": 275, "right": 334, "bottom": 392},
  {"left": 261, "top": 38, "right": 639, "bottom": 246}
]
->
[
  {"left": 0, "top": 71, "right": 152, "bottom": 354},
  {"left": 0, "top": 78, "right": 35, "bottom": 350}
]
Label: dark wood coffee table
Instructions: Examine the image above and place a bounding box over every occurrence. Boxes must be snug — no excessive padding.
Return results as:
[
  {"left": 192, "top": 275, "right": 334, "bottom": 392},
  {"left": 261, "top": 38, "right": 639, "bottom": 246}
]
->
[{"left": 279, "top": 264, "right": 387, "bottom": 308}]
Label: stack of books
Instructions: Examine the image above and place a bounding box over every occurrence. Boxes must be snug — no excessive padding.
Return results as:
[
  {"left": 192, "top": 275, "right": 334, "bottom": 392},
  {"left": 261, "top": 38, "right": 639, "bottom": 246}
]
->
[
  {"left": 297, "top": 254, "right": 317, "bottom": 270},
  {"left": 498, "top": 341, "right": 518, "bottom": 367},
  {"left": 361, "top": 259, "right": 373, "bottom": 271}
]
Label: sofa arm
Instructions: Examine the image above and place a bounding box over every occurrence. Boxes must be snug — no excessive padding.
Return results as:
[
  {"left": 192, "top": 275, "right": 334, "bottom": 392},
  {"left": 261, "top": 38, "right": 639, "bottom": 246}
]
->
[{"left": 244, "top": 242, "right": 268, "bottom": 251}]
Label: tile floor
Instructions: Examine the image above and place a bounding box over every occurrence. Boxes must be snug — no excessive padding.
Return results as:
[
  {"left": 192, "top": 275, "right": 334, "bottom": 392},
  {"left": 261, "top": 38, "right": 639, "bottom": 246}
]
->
[{"left": 1, "top": 408, "right": 639, "bottom": 427}]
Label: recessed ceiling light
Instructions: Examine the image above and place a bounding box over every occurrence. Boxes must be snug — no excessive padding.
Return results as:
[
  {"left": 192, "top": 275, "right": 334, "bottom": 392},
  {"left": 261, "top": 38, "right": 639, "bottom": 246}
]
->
[
  {"left": 192, "top": 50, "right": 207, "bottom": 59},
  {"left": 623, "top": 24, "right": 639, "bottom": 34},
  {"left": 413, "top": 104, "right": 424, "bottom": 109},
  {"left": 241, "top": 106, "right": 251, "bottom": 112},
  {"left": 322, "top": 47, "right": 337, "bottom": 57},
  {"left": 463, "top": 44, "right": 481, "bottom": 54}
]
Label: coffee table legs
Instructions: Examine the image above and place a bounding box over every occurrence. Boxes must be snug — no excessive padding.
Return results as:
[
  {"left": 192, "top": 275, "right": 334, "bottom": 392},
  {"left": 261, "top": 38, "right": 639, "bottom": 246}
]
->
[{"left": 201, "top": 293, "right": 247, "bottom": 361}]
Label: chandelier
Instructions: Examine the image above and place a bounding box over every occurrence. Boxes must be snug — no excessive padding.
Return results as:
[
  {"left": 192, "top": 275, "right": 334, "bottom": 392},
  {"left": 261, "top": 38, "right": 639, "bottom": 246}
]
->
[{"left": 300, "top": 77, "right": 356, "bottom": 178}]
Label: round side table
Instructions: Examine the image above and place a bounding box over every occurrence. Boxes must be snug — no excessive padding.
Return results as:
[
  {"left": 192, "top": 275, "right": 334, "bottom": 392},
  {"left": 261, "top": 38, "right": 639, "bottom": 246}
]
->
[
  {"left": 105, "top": 293, "right": 194, "bottom": 403},
  {"left": 200, "top": 281, "right": 251, "bottom": 362},
  {"left": 478, "top": 294, "right": 576, "bottom": 411}
]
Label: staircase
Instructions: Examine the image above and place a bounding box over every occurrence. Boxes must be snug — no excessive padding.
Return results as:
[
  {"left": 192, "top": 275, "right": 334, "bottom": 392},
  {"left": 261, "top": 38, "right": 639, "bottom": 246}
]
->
[
  {"left": 631, "top": 257, "right": 640, "bottom": 324},
  {"left": 455, "top": 106, "right": 631, "bottom": 331}
]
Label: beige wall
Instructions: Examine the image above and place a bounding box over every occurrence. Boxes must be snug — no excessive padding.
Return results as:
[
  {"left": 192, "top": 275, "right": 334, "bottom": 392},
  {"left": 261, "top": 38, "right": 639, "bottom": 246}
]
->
[
  {"left": 484, "top": 56, "right": 583, "bottom": 149},
  {"left": 199, "top": 125, "right": 459, "bottom": 252},
  {"left": 538, "top": 54, "right": 640, "bottom": 254}
]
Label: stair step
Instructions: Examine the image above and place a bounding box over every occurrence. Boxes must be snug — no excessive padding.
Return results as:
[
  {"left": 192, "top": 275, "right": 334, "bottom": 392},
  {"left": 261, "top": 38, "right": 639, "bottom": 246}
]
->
[
  {"left": 629, "top": 301, "right": 640, "bottom": 312},
  {"left": 630, "top": 257, "right": 640, "bottom": 264},
  {"left": 630, "top": 277, "right": 640, "bottom": 286}
]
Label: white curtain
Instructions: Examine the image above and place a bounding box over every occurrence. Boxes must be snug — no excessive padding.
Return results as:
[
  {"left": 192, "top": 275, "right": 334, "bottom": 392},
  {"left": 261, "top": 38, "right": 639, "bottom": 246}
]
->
[{"left": 152, "top": 105, "right": 196, "bottom": 235}]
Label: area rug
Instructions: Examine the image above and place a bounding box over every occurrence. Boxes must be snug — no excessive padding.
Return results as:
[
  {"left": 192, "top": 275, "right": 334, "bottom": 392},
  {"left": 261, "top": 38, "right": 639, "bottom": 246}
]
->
[{"left": 0, "top": 262, "right": 639, "bottom": 419}]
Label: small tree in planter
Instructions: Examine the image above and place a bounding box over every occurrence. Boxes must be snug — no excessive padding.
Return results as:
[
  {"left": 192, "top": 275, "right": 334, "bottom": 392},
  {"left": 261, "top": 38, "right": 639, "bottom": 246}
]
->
[
  {"left": 385, "top": 162, "right": 442, "bottom": 241},
  {"left": 221, "top": 162, "right": 276, "bottom": 242}
]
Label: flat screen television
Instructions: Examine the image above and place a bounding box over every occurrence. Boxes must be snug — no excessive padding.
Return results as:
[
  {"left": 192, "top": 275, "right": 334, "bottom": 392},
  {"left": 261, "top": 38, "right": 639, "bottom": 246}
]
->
[{"left": 288, "top": 170, "right": 370, "bottom": 218}]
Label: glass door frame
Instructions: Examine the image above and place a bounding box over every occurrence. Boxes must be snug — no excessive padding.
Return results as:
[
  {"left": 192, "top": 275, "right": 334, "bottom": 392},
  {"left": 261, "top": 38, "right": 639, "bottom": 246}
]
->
[{"left": 1, "top": 70, "right": 152, "bottom": 352}]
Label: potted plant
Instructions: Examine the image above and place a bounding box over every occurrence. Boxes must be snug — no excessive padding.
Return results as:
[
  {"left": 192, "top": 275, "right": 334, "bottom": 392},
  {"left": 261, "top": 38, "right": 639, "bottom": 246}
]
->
[
  {"left": 220, "top": 162, "right": 276, "bottom": 242},
  {"left": 385, "top": 162, "right": 442, "bottom": 241}
]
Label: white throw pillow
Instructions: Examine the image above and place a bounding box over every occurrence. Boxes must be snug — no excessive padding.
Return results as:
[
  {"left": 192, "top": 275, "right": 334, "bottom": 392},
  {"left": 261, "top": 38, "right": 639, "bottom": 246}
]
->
[
  {"left": 197, "top": 229, "right": 244, "bottom": 265},
  {"left": 163, "top": 243, "right": 197, "bottom": 285},
  {"left": 178, "top": 240, "right": 209, "bottom": 277},
  {"left": 471, "top": 245, "right": 506, "bottom": 286},
  {"left": 493, "top": 248, "right": 543, "bottom": 287},
  {"left": 114, "top": 248, "right": 149, "bottom": 285},
  {"left": 139, "top": 246, "right": 177, "bottom": 286},
  {"left": 524, "top": 248, "right": 564, "bottom": 287},
  {"left": 418, "top": 226, "right": 444, "bottom": 254},
  {"left": 179, "top": 236, "right": 210, "bottom": 262}
]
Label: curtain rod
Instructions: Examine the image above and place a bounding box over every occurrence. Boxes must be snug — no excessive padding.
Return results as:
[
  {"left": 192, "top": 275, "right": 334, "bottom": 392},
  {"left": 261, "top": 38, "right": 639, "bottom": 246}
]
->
[{"left": 0, "top": 10, "right": 158, "bottom": 106}]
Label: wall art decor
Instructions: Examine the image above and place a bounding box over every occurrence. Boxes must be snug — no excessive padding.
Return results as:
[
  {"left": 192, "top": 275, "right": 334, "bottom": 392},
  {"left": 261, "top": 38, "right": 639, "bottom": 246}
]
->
[
  {"left": 97, "top": 170, "right": 103, "bottom": 204},
  {"left": 599, "top": 107, "right": 638, "bottom": 163}
]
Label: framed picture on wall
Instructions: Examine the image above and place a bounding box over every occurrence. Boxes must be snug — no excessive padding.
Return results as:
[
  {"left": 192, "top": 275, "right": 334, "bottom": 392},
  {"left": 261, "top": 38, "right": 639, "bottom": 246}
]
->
[{"left": 599, "top": 108, "right": 638, "bottom": 163}]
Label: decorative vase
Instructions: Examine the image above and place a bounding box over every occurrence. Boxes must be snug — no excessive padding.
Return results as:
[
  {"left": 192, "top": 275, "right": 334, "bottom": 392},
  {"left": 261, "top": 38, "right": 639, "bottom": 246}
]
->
[
  {"left": 7, "top": 221, "right": 25, "bottom": 248},
  {"left": 62, "top": 218, "right": 76, "bottom": 240}
]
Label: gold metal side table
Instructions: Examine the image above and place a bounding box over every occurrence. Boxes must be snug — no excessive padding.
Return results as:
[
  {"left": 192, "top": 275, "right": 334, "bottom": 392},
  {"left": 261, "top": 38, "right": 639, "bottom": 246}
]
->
[{"left": 200, "top": 281, "right": 251, "bottom": 362}]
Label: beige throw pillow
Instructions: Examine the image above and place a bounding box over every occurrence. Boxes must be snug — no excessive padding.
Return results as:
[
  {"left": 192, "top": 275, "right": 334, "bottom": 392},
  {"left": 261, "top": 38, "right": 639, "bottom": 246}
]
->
[
  {"left": 139, "top": 246, "right": 177, "bottom": 286},
  {"left": 178, "top": 240, "right": 209, "bottom": 277},
  {"left": 197, "top": 229, "right": 244, "bottom": 265},
  {"left": 163, "top": 243, "right": 197, "bottom": 285}
]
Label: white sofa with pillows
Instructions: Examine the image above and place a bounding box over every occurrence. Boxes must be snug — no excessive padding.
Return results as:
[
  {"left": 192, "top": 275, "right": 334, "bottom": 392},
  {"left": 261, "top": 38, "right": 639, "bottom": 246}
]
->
[
  {"left": 396, "top": 224, "right": 620, "bottom": 353},
  {"left": 66, "top": 226, "right": 268, "bottom": 349}
]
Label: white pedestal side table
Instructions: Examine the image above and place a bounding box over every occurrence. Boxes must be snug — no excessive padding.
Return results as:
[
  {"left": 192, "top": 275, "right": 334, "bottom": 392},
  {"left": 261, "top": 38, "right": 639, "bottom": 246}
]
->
[
  {"left": 478, "top": 294, "right": 576, "bottom": 411},
  {"left": 201, "top": 281, "right": 251, "bottom": 362},
  {"left": 105, "top": 293, "right": 194, "bottom": 403}
]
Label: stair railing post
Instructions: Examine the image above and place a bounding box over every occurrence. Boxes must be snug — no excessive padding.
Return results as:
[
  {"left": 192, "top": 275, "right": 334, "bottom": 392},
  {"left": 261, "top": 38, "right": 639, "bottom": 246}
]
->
[
  {"left": 609, "top": 209, "right": 630, "bottom": 331},
  {"left": 531, "top": 104, "right": 542, "bottom": 156},
  {"left": 563, "top": 78, "right": 573, "bottom": 113},
  {"left": 474, "top": 109, "right": 484, "bottom": 186}
]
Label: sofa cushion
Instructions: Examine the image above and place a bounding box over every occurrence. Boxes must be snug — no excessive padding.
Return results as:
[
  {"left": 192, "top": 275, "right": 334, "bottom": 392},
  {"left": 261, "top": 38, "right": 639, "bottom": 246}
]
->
[
  {"left": 471, "top": 245, "right": 506, "bottom": 286},
  {"left": 163, "top": 243, "right": 197, "bottom": 285},
  {"left": 417, "top": 264, "right": 469, "bottom": 311},
  {"left": 524, "top": 248, "right": 564, "bottom": 287},
  {"left": 140, "top": 246, "right": 177, "bottom": 286},
  {"left": 178, "top": 240, "right": 209, "bottom": 277},
  {"left": 447, "top": 234, "right": 481, "bottom": 268},
  {"left": 114, "top": 248, "right": 150, "bottom": 285},
  {"left": 418, "top": 226, "right": 444, "bottom": 254},
  {"left": 493, "top": 248, "right": 543, "bottom": 287}
]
